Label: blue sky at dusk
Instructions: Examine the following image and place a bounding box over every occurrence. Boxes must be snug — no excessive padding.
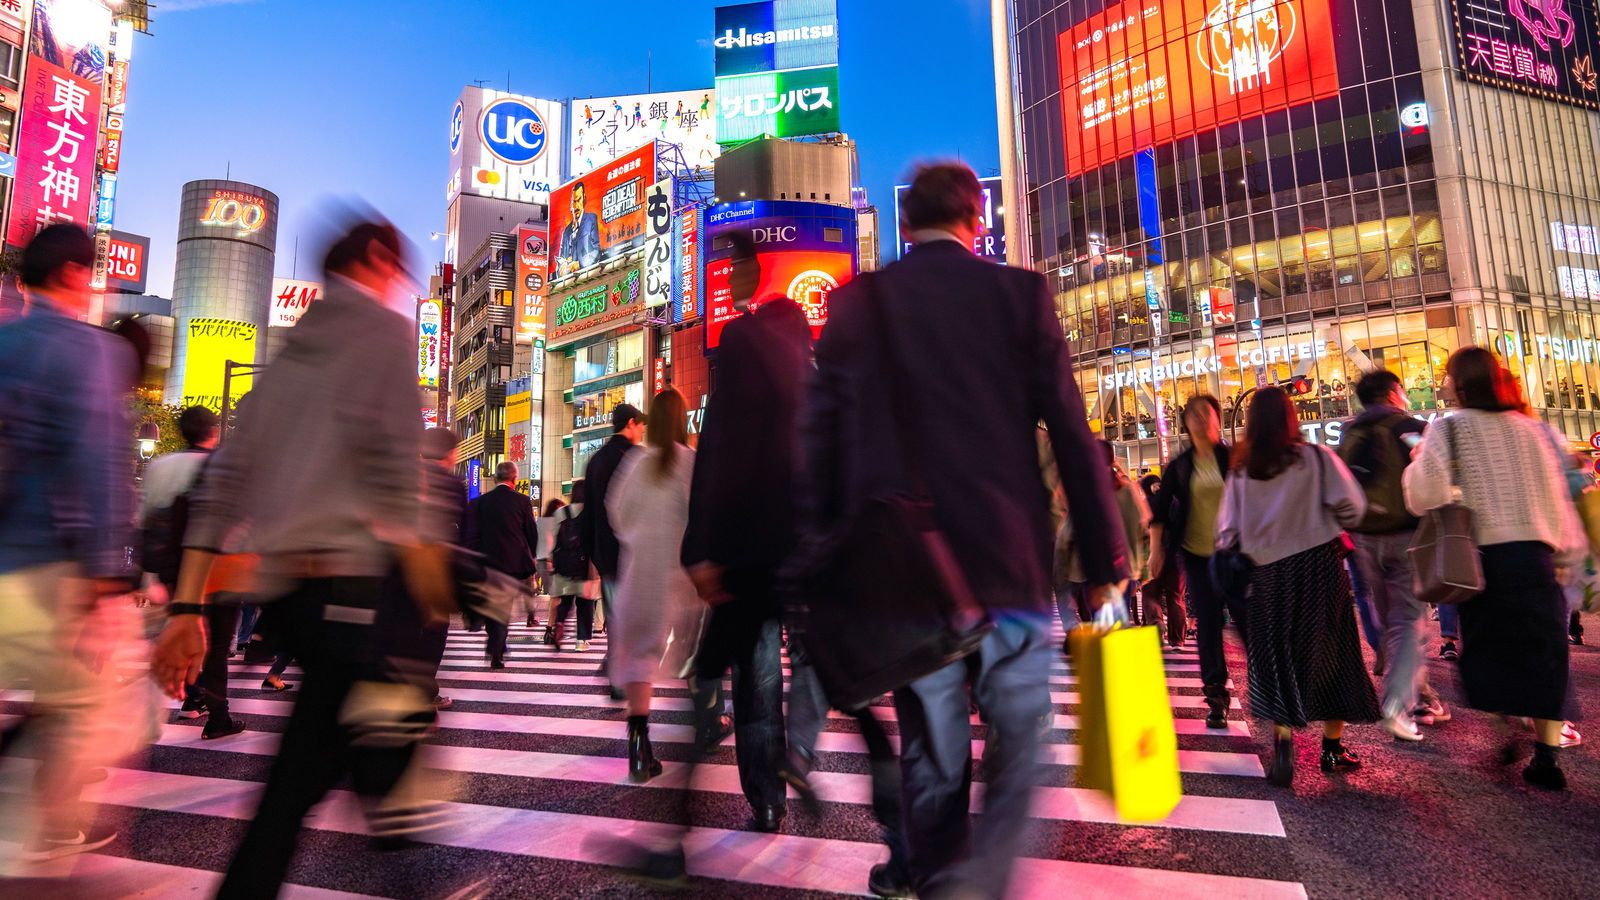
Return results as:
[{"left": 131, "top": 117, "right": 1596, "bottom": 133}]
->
[{"left": 116, "top": 0, "right": 1001, "bottom": 298}]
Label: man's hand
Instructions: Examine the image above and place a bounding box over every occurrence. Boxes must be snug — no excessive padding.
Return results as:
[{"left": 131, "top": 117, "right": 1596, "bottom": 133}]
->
[
  {"left": 1148, "top": 551, "right": 1165, "bottom": 581},
  {"left": 400, "top": 543, "right": 455, "bottom": 626},
  {"left": 1086, "top": 580, "right": 1130, "bottom": 613},
  {"left": 689, "top": 562, "right": 731, "bottom": 607},
  {"left": 151, "top": 614, "right": 207, "bottom": 700}
]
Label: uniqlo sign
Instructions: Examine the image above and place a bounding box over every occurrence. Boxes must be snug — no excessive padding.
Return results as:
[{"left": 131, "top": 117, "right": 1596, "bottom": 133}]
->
[
  {"left": 5, "top": 57, "right": 103, "bottom": 249},
  {"left": 1058, "top": 0, "right": 1339, "bottom": 178}
]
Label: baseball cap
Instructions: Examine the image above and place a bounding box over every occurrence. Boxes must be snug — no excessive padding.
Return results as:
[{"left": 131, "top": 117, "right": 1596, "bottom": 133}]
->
[{"left": 612, "top": 403, "right": 647, "bottom": 432}]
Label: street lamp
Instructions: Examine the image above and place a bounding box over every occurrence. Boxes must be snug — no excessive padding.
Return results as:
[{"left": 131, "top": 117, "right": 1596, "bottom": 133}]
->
[
  {"left": 220, "top": 359, "right": 269, "bottom": 443},
  {"left": 137, "top": 421, "right": 159, "bottom": 460}
]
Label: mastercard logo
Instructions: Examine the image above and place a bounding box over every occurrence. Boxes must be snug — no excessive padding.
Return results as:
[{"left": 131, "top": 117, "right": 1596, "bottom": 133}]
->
[{"left": 474, "top": 168, "right": 502, "bottom": 185}]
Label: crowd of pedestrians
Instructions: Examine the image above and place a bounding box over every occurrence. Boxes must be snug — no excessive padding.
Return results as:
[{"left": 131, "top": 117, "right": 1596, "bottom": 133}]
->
[{"left": 0, "top": 165, "right": 1592, "bottom": 899}]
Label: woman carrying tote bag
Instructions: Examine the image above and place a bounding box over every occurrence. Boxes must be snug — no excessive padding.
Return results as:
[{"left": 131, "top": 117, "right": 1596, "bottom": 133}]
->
[
  {"left": 1403, "top": 348, "right": 1586, "bottom": 790},
  {"left": 1217, "top": 386, "right": 1379, "bottom": 788}
]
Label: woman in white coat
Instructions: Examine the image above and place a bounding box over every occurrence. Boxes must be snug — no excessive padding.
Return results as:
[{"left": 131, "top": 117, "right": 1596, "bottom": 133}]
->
[{"left": 606, "top": 388, "right": 703, "bottom": 783}]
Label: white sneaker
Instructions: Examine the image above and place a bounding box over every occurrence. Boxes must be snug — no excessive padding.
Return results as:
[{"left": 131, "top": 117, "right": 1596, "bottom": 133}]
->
[
  {"left": 1386, "top": 714, "right": 1424, "bottom": 742},
  {"left": 1413, "top": 699, "right": 1451, "bottom": 725},
  {"left": 1561, "top": 722, "right": 1583, "bottom": 748},
  {"left": 575, "top": 640, "right": 590, "bottom": 652}
]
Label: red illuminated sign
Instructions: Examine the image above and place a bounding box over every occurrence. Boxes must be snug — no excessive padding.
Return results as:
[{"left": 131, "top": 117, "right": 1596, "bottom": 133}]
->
[
  {"left": 1059, "top": 0, "right": 1340, "bottom": 178},
  {"left": 704, "top": 249, "right": 854, "bottom": 350}
]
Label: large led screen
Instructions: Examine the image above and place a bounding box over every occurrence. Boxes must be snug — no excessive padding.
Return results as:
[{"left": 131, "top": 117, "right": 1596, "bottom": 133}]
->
[
  {"left": 548, "top": 142, "right": 656, "bottom": 285},
  {"left": 1449, "top": 0, "right": 1600, "bottom": 108},
  {"left": 703, "top": 200, "right": 856, "bottom": 350},
  {"left": 1058, "top": 0, "right": 1340, "bottom": 179}
]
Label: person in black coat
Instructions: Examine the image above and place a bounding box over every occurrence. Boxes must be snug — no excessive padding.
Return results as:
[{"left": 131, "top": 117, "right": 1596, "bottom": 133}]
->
[
  {"left": 580, "top": 403, "right": 645, "bottom": 685},
  {"left": 465, "top": 461, "right": 538, "bottom": 667},
  {"left": 802, "top": 163, "right": 1129, "bottom": 899},
  {"left": 681, "top": 231, "right": 812, "bottom": 837}
]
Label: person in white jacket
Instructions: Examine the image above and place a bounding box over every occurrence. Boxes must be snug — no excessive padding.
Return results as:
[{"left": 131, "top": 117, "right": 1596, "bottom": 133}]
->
[
  {"left": 1217, "top": 386, "right": 1379, "bottom": 788},
  {"left": 606, "top": 389, "right": 704, "bottom": 784},
  {"left": 1403, "top": 347, "right": 1585, "bottom": 791}
]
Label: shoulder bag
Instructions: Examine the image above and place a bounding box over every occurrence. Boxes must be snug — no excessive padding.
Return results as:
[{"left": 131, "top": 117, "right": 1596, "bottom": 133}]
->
[
  {"left": 1209, "top": 464, "right": 1254, "bottom": 601},
  {"left": 1407, "top": 418, "right": 1484, "bottom": 605},
  {"left": 785, "top": 274, "right": 993, "bottom": 712}
]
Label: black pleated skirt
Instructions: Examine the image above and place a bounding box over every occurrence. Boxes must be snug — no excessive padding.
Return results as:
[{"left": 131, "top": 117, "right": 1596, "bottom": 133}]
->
[
  {"left": 1458, "top": 542, "right": 1578, "bottom": 722},
  {"left": 1245, "top": 541, "right": 1381, "bottom": 728}
]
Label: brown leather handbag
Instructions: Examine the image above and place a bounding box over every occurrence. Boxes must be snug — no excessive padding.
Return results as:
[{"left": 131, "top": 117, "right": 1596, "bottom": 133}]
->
[{"left": 1408, "top": 419, "right": 1484, "bottom": 605}]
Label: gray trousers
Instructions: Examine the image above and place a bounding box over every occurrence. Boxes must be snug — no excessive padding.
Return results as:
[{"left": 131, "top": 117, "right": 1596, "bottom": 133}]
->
[
  {"left": 1351, "top": 531, "right": 1431, "bottom": 719},
  {"left": 892, "top": 610, "right": 1052, "bottom": 899}
]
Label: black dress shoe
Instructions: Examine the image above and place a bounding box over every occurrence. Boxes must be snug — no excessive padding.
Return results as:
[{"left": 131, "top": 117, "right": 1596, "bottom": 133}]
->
[
  {"left": 1267, "top": 733, "right": 1294, "bottom": 787},
  {"left": 627, "top": 717, "right": 664, "bottom": 783},
  {"left": 868, "top": 862, "right": 916, "bottom": 899},
  {"left": 489, "top": 659, "right": 506, "bottom": 669},
  {"left": 202, "top": 715, "right": 246, "bottom": 741},
  {"left": 1524, "top": 746, "right": 1567, "bottom": 791},
  {"left": 620, "top": 845, "right": 687, "bottom": 889},
  {"left": 1205, "top": 708, "right": 1227, "bottom": 730},
  {"left": 750, "top": 805, "right": 784, "bottom": 833},
  {"left": 1319, "top": 743, "right": 1362, "bottom": 773}
]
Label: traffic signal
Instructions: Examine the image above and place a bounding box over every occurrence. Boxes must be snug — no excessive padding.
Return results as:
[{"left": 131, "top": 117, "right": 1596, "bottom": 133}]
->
[{"left": 1282, "top": 376, "right": 1314, "bottom": 396}]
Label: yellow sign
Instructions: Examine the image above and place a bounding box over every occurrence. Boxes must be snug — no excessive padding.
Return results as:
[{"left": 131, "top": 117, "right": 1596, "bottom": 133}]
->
[
  {"left": 183, "top": 317, "right": 258, "bottom": 411},
  {"left": 506, "top": 391, "right": 532, "bottom": 425}
]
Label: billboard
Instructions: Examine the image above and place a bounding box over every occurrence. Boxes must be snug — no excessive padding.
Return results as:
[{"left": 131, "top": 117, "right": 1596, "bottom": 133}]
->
[
  {"left": 1058, "top": 0, "right": 1340, "bottom": 178},
  {"left": 515, "top": 224, "right": 549, "bottom": 341},
  {"left": 29, "top": 0, "right": 112, "bottom": 83},
  {"left": 105, "top": 230, "right": 149, "bottom": 293},
  {"left": 182, "top": 317, "right": 258, "bottom": 411},
  {"left": 642, "top": 179, "right": 674, "bottom": 308},
  {"left": 1450, "top": 0, "right": 1600, "bottom": 108},
  {"left": 548, "top": 141, "right": 656, "bottom": 284},
  {"left": 893, "top": 175, "right": 1007, "bottom": 262},
  {"left": 570, "top": 90, "right": 719, "bottom": 178},
  {"left": 198, "top": 186, "right": 271, "bottom": 238},
  {"left": 549, "top": 263, "right": 643, "bottom": 344},
  {"left": 704, "top": 200, "right": 857, "bottom": 350},
  {"left": 675, "top": 205, "right": 702, "bottom": 323},
  {"left": 714, "top": 0, "right": 840, "bottom": 77},
  {"left": 418, "top": 300, "right": 443, "bottom": 388},
  {"left": 270, "top": 277, "right": 322, "bottom": 328},
  {"left": 715, "top": 65, "right": 839, "bottom": 144},
  {"left": 448, "top": 86, "right": 564, "bottom": 205},
  {"left": 5, "top": 55, "right": 102, "bottom": 248}
]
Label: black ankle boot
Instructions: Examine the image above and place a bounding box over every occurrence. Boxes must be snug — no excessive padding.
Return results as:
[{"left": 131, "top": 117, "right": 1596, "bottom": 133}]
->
[
  {"left": 1320, "top": 737, "right": 1361, "bottom": 772},
  {"left": 1267, "top": 732, "right": 1294, "bottom": 787},
  {"left": 628, "top": 715, "right": 663, "bottom": 783},
  {"left": 1524, "top": 743, "right": 1567, "bottom": 791}
]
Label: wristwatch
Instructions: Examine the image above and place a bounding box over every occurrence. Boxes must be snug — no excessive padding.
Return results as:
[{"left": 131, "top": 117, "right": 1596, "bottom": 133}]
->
[{"left": 167, "top": 602, "right": 205, "bottom": 617}]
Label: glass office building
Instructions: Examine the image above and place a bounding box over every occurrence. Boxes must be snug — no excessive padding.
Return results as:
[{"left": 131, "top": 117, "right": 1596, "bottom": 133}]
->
[{"left": 998, "top": 0, "right": 1600, "bottom": 463}]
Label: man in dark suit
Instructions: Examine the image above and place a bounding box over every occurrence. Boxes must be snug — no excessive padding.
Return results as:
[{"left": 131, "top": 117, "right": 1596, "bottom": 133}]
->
[
  {"left": 556, "top": 181, "right": 601, "bottom": 276},
  {"left": 465, "top": 461, "right": 538, "bottom": 668},
  {"left": 580, "top": 403, "right": 645, "bottom": 689},
  {"left": 682, "top": 230, "right": 811, "bottom": 836},
  {"left": 804, "top": 163, "right": 1130, "bottom": 898}
]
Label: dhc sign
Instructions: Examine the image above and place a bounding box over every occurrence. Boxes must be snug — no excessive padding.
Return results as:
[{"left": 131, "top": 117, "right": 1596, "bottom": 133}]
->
[{"left": 480, "top": 98, "right": 548, "bottom": 166}]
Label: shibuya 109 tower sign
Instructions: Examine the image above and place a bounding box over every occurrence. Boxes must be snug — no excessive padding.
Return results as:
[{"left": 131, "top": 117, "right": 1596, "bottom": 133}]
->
[{"left": 1451, "top": 0, "right": 1600, "bottom": 107}]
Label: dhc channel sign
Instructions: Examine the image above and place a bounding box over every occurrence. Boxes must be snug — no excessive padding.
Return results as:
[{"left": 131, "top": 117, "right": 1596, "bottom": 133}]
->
[{"left": 480, "top": 97, "right": 548, "bottom": 166}]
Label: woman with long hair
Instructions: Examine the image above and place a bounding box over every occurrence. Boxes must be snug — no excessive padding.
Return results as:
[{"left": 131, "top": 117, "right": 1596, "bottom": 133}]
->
[
  {"left": 1149, "top": 394, "right": 1236, "bottom": 728},
  {"left": 1218, "top": 386, "right": 1379, "bottom": 787},
  {"left": 606, "top": 389, "right": 703, "bottom": 782},
  {"left": 1404, "top": 348, "right": 1585, "bottom": 789},
  {"left": 546, "top": 481, "right": 600, "bottom": 650}
]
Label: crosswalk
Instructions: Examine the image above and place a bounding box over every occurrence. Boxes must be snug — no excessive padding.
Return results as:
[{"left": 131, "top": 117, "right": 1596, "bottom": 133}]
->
[{"left": 2, "top": 620, "right": 1307, "bottom": 897}]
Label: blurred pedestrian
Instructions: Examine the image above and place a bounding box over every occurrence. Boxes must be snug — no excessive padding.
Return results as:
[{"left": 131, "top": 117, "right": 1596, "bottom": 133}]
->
[
  {"left": 548, "top": 481, "right": 600, "bottom": 649},
  {"left": 1138, "top": 470, "right": 1187, "bottom": 647},
  {"left": 1404, "top": 348, "right": 1585, "bottom": 790},
  {"left": 1151, "top": 394, "right": 1241, "bottom": 730},
  {"left": 464, "top": 461, "right": 538, "bottom": 666},
  {"left": 1218, "top": 386, "right": 1378, "bottom": 788},
  {"left": 804, "top": 162, "right": 1128, "bottom": 898},
  {"left": 534, "top": 498, "right": 565, "bottom": 630},
  {"left": 683, "top": 229, "right": 811, "bottom": 838},
  {"left": 1052, "top": 440, "right": 1148, "bottom": 632},
  {"left": 581, "top": 404, "right": 645, "bottom": 689},
  {"left": 416, "top": 427, "right": 468, "bottom": 710},
  {"left": 140, "top": 405, "right": 248, "bottom": 739},
  {"left": 0, "top": 224, "right": 140, "bottom": 863},
  {"left": 1339, "top": 369, "right": 1444, "bottom": 743},
  {"left": 606, "top": 389, "right": 701, "bottom": 783},
  {"left": 150, "top": 220, "right": 454, "bottom": 896}
]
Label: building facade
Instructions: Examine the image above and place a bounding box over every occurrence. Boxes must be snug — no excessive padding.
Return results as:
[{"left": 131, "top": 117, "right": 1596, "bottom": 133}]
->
[
  {"left": 163, "top": 179, "right": 278, "bottom": 409},
  {"left": 998, "top": 0, "right": 1600, "bottom": 466},
  {"left": 451, "top": 231, "right": 518, "bottom": 493}
]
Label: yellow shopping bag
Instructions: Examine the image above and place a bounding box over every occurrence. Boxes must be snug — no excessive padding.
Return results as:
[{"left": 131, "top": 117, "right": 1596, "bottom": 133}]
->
[{"left": 1069, "top": 622, "right": 1182, "bottom": 822}]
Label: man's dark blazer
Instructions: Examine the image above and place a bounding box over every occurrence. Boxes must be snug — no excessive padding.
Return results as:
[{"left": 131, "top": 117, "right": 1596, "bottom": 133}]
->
[
  {"left": 466, "top": 483, "right": 538, "bottom": 580},
  {"left": 802, "top": 241, "right": 1129, "bottom": 611}
]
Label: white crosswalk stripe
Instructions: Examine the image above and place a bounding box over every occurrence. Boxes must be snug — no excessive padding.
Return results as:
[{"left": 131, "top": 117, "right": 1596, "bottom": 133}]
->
[{"left": 1, "top": 620, "right": 1302, "bottom": 896}]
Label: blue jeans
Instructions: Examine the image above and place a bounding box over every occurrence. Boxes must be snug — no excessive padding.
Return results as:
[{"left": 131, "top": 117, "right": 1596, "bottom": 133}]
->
[
  {"left": 1352, "top": 532, "right": 1428, "bottom": 718},
  {"left": 1438, "top": 602, "right": 1460, "bottom": 643},
  {"left": 1347, "top": 557, "right": 1385, "bottom": 661},
  {"left": 893, "top": 610, "right": 1052, "bottom": 899}
]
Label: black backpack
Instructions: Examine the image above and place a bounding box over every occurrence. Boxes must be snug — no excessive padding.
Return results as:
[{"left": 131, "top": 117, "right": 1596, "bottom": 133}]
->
[
  {"left": 141, "top": 451, "right": 209, "bottom": 587},
  {"left": 551, "top": 508, "right": 590, "bottom": 579}
]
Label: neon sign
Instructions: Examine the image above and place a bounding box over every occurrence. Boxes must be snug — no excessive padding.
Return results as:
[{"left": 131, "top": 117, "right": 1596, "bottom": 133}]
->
[
  {"left": 200, "top": 190, "right": 267, "bottom": 235},
  {"left": 1451, "top": 0, "right": 1600, "bottom": 107}
]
